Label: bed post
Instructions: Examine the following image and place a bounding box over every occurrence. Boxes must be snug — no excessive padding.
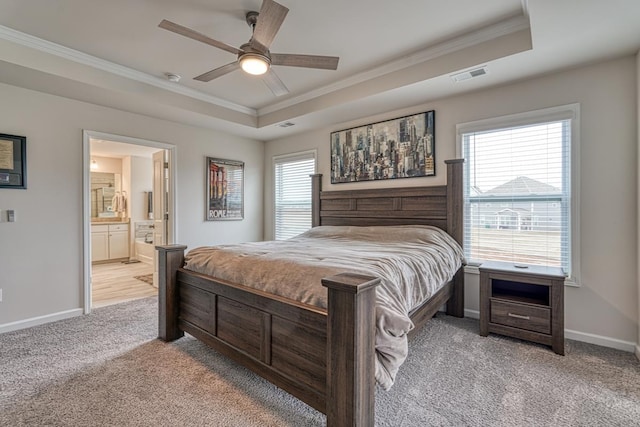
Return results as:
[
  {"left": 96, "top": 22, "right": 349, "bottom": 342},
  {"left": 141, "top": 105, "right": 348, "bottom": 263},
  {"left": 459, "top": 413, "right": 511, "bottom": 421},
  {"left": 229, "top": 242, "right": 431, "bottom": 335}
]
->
[
  {"left": 157, "top": 244, "right": 187, "bottom": 341},
  {"left": 445, "top": 159, "right": 465, "bottom": 318},
  {"left": 446, "top": 269, "right": 465, "bottom": 318},
  {"left": 322, "top": 273, "right": 380, "bottom": 427},
  {"left": 445, "top": 159, "right": 464, "bottom": 246},
  {"left": 311, "top": 173, "right": 322, "bottom": 227}
]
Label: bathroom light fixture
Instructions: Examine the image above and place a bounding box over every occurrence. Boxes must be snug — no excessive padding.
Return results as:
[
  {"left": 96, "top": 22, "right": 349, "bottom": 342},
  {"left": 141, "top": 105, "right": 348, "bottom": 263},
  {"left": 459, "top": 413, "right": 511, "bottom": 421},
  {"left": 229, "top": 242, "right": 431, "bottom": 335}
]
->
[
  {"left": 90, "top": 159, "right": 98, "bottom": 170},
  {"left": 239, "top": 53, "right": 270, "bottom": 75}
]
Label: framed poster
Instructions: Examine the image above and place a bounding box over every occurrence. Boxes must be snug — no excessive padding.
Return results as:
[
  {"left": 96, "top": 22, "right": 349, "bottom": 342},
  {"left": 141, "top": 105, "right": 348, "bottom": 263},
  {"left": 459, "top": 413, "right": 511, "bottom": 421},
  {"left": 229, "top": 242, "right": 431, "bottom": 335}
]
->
[
  {"left": 0, "top": 133, "right": 26, "bottom": 189},
  {"left": 206, "top": 157, "right": 244, "bottom": 221},
  {"left": 330, "top": 110, "right": 435, "bottom": 183}
]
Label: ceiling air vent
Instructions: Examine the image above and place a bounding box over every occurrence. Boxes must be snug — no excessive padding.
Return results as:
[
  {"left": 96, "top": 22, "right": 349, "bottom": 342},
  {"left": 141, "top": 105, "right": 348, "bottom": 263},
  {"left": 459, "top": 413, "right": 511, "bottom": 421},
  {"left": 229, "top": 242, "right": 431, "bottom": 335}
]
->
[
  {"left": 451, "top": 66, "right": 488, "bottom": 82},
  {"left": 278, "top": 121, "right": 296, "bottom": 128}
]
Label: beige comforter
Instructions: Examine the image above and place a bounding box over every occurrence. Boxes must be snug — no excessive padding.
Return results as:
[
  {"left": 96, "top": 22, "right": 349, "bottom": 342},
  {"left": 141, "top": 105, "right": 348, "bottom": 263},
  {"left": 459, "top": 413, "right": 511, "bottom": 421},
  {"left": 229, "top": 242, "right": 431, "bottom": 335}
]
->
[{"left": 183, "top": 225, "right": 464, "bottom": 389}]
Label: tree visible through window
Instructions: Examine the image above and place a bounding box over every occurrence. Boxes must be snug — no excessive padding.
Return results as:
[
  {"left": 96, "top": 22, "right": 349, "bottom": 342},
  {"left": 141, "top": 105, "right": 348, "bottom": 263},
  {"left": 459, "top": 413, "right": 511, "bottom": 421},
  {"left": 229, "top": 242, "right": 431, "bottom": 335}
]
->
[
  {"left": 274, "top": 151, "right": 316, "bottom": 240},
  {"left": 459, "top": 106, "right": 578, "bottom": 280}
]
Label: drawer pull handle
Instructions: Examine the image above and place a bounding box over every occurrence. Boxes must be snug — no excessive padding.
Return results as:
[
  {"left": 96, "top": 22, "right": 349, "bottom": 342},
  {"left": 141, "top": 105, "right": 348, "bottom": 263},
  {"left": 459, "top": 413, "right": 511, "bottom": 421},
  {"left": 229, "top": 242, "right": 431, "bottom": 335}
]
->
[{"left": 508, "top": 313, "right": 530, "bottom": 320}]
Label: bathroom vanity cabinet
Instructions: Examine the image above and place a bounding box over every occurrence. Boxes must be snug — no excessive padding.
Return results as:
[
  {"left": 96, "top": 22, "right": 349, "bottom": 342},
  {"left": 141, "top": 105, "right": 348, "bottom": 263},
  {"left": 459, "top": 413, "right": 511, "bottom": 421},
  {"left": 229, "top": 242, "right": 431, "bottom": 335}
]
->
[{"left": 91, "top": 223, "right": 129, "bottom": 263}]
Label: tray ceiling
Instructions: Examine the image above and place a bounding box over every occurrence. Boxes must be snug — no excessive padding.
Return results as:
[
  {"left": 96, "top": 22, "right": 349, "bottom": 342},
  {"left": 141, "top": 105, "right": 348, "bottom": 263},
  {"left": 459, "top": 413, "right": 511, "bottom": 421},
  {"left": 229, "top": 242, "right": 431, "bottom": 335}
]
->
[{"left": 0, "top": 0, "right": 639, "bottom": 140}]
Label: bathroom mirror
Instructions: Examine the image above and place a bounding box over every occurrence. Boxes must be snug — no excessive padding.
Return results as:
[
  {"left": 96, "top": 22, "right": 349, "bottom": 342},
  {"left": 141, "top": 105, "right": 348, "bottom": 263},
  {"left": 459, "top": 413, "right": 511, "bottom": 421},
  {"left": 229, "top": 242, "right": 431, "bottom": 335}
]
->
[{"left": 90, "top": 172, "right": 121, "bottom": 218}]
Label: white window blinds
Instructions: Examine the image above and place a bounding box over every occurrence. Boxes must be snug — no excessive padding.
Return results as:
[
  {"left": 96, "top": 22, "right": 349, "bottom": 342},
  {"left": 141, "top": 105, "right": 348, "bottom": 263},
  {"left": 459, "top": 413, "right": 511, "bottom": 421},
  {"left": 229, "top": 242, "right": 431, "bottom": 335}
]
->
[
  {"left": 460, "top": 107, "right": 577, "bottom": 277},
  {"left": 274, "top": 151, "right": 316, "bottom": 240}
]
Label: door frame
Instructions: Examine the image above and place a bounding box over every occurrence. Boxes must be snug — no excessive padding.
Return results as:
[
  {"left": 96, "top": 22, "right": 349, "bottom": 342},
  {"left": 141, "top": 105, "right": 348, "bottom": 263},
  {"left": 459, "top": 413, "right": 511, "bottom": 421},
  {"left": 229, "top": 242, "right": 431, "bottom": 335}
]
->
[{"left": 82, "top": 130, "right": 177, "bottom": 314}]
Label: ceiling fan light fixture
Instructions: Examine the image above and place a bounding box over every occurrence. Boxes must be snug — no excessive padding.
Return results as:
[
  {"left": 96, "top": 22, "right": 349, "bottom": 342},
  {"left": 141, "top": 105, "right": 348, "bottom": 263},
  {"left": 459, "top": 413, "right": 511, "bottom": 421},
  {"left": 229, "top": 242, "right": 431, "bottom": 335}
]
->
[
  {"left": 158, "top": 0, "right": 338, "bottom": 96},
  {"left": 240, "top": 54, "right": 270, "bottom": 75}
]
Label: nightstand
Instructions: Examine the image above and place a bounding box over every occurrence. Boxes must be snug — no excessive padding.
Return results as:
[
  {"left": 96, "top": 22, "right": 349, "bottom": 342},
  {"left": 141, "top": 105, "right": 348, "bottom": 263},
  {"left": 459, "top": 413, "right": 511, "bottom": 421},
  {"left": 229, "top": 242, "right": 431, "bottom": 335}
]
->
[{"left": 479, "top": 261, "right": 565, "bottom": 355}]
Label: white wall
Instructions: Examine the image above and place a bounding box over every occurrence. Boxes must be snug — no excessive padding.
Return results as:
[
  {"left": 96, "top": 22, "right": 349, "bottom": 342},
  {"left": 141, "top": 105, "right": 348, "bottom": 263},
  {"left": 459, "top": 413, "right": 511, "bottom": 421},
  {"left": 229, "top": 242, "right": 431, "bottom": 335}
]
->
[
  {"left": 128, "top": 156, "right": 153, "bottom": 223},
  {"left": 92, "top": 156, "right": 122, "bottom": 175},
  {"left": 264, "top": 56, "right": 639, "bottom": 348},
  {"left": 0, "top": 82, "right": 264, "bottom": 327},
  {"left": 127, "top": 155, "right": 153, "bottom": 257}
]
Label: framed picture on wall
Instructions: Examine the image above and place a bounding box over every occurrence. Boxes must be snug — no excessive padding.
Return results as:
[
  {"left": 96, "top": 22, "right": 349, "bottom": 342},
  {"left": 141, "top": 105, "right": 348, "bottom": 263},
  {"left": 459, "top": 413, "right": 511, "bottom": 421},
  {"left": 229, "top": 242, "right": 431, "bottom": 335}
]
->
[
  {"left": 206, "top": 157, "right": 244, "bottom": 221},
  {"left": 0, "top": 133, "right": 27, "bottom": 189},
  {"left": 330, "top": 110, "right": 435, "bottom": 183}
]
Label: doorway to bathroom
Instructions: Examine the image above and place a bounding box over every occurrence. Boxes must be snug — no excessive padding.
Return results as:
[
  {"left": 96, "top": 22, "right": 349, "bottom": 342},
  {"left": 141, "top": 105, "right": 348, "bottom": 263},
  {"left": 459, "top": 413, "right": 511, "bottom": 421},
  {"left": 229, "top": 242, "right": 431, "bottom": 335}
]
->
[{"left": 82, "top": 131, "right": 176, "bottom": 313}]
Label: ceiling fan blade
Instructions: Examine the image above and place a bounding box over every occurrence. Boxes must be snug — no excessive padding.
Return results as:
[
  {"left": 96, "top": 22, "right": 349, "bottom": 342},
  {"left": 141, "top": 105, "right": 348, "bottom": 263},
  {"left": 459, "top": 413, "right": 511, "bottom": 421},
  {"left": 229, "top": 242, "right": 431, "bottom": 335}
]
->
[
  {"left": 159, "top": 19, "right": 241, "bottom": 55},
  {"left": 262, "top": 69, "right": 289, "bottom": 96},
  {"left": 194, "top": 62, "right": 240, "bottom": 82},
  {"left": 271, "top": 53, "right": 339, "bottom": 70},
  {"left": 250, "top": 0, "right": 289, "bottom": 52}
]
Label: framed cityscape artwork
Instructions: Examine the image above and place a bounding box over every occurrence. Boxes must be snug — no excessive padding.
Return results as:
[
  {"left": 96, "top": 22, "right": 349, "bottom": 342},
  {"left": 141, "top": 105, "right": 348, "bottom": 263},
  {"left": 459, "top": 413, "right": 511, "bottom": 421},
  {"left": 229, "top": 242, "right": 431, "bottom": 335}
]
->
[{"left": 330, "top": 110, "right": 435, "bottom": 183}]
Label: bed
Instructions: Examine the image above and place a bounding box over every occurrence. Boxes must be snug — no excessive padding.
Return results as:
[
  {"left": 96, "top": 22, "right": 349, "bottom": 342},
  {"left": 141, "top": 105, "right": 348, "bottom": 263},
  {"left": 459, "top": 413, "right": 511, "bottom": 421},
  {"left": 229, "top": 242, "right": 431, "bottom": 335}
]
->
[{"left": 157, "top": 159, "right": 464, "bottom": 426}]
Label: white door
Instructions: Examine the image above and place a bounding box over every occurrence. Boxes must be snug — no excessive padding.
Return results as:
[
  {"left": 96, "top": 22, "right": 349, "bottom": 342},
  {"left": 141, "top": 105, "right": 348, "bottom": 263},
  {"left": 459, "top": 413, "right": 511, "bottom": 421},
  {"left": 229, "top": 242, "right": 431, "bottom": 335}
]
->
[{"left": 152, "top": 150, "right": 168, "bottom": 287}]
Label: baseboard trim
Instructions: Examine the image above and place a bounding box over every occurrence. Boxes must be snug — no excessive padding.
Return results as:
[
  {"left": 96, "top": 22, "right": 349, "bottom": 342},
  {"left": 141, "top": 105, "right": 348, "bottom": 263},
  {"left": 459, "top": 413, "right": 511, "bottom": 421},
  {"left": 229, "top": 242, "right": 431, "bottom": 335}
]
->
[
  {"left": 563, "top": 329, "right": 636, "bottom": 353},
  {"left": 459, "top": 309, "right": 637, "bottom": 353},
  {"left": 464, "top": 308, "right": 480, "bottom": 319},
  {"left": 0, "top": 308, "right": 83, "bottom": 334}
]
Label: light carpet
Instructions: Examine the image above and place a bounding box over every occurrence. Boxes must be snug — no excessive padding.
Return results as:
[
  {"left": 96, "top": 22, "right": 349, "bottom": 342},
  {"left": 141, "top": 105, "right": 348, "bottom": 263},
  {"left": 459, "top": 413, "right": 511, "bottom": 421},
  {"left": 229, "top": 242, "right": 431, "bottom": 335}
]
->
[{"left": 1, "top": 296, "right": 639, "bottom": 426}]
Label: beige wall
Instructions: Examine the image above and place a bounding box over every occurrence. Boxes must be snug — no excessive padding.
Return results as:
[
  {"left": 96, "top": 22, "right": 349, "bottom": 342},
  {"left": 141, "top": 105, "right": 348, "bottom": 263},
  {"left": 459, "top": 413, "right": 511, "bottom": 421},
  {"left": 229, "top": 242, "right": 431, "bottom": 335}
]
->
[
  {"left": 0, "top": 54, "right": 637, "bottom": 348},
  {"left": 264, "top": 56, "right": 639, "bottom": 348},
  {"left": 637, "top": 49, "right": 640, "bottom": 359},
  {"left": 0, "top": 82, "right": 264, "bottom": 327}
]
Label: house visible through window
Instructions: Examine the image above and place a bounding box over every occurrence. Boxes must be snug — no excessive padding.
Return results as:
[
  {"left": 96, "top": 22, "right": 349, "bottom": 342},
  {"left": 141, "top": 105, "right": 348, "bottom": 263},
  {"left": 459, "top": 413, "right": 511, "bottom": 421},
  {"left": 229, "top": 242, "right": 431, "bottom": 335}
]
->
[
  {"left": 274, "top": 150, "right": 316, "bottom": 240},
  {"left": 457, "top": 105, "right": 579, "bottom": 283}
]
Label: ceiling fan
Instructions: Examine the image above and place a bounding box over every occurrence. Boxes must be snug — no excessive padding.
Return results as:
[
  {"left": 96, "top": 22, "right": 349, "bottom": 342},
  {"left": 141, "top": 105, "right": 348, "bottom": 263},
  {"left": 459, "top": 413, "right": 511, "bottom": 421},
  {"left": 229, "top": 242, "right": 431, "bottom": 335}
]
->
[{"left": 158, "top": 0, "right": 340, "bottom": 96}]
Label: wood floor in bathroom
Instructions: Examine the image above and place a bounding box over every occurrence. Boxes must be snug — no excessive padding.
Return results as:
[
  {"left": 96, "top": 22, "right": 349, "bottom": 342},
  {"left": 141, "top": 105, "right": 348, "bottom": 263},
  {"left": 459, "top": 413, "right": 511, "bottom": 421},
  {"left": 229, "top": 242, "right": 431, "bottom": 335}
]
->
[{"left": 92, "top": 261, "right": 156, "bottom": 308}]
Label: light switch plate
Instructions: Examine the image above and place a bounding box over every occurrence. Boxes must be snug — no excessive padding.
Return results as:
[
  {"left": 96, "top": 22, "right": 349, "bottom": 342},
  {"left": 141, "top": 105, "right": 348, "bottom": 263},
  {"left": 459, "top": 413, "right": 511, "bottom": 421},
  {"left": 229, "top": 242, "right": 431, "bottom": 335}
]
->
[{"left": 7, "top": 210, "right": 15, "bottom": 222}]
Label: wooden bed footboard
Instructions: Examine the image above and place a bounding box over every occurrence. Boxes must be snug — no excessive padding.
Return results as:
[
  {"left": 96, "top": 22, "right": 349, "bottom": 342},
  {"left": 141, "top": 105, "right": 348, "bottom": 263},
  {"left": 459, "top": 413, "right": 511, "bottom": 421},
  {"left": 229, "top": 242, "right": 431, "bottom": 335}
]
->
[
  {"left": 157, "top": 159, "right": 465, "bottom": 426},
  {"left": 158, "top": 244, "right": 381, "bottom": 426}
]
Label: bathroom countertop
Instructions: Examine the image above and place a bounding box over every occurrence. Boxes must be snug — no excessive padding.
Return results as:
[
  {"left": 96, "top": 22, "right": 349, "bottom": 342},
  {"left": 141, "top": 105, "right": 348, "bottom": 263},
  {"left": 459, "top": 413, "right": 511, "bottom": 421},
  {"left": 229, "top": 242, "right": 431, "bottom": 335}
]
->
[{"left": 91, "top": 219, "right": 130, "bottom": 225}]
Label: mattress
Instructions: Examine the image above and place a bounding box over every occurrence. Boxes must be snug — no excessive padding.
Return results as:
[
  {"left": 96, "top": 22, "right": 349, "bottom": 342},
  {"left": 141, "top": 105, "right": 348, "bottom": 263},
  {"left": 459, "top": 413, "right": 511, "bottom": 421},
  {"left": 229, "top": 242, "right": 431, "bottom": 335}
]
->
[{"left": 183, "top": 225, "right": 464, "bottom": 389}]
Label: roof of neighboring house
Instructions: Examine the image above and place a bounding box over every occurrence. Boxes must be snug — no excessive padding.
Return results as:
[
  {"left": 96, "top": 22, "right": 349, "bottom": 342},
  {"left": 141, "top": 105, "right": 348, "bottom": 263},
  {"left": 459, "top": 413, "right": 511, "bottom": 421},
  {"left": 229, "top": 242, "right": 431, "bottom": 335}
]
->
[
  {"left": 483, "top": 176, "right": 560, "bottom": 196},
  {"left": 470, "top": 185, "right": 483, "bottom": 197},
  {"left": 497, "top": 207, "right": 531, "bottom": 214}
]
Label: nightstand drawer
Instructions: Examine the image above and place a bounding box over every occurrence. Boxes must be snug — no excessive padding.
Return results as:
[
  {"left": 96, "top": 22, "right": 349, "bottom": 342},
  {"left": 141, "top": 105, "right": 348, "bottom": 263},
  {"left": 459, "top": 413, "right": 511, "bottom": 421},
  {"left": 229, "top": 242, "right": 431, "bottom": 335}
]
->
[{"left": 490, "top": 299, "right": 550, "bottom": 334}]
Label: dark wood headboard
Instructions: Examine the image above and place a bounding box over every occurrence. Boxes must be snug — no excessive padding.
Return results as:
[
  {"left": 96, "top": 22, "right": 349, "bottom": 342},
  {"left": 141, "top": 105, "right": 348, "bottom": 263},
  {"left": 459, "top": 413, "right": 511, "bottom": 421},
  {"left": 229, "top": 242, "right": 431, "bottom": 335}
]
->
[{"left": 311, "top": 159, "right": 463, "bottom": 245}]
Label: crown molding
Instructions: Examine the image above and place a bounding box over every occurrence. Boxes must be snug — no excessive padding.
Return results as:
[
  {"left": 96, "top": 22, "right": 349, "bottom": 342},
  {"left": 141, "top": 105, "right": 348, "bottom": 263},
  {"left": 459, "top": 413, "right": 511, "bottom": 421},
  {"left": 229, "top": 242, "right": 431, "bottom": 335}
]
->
[
  {"left": 0, "top": 24, "right": 257, "bottom": 117},
  {"left": 258, "top": 14, "right": 530, "bottom": 116},
  {"left": 0, "top": 13, "right": 529, "bottom": 122}
]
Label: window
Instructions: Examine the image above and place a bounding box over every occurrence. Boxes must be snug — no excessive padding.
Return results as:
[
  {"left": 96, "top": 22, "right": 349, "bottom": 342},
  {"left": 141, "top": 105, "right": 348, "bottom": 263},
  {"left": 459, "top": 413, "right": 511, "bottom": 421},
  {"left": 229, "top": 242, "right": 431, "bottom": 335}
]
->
[
  {"left": 274, "top": 150, "right": 316, "bottom": 240},
  {"left": 457, "top": 105, "right": 579, "bottom": 284}
]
